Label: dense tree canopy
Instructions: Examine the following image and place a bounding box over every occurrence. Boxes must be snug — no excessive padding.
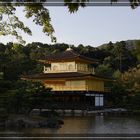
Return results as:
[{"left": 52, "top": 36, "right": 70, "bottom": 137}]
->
[
  {"left": 0, "top": 80, "right": 51, "bottom": 114},
  {"left": 0, "top": 40, "right": 139, "bottom": 80}
]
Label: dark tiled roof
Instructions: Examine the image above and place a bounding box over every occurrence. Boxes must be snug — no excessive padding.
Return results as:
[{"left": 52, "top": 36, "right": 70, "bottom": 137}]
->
[
  {"left": 22, "top": 72, "right": 86, "bottom": 79},
  {"left": 41, "top": 50, "right": 99, "bottom": 64},
  {"left": 21, "top": 72, "right": 112, "bottom": 81}
]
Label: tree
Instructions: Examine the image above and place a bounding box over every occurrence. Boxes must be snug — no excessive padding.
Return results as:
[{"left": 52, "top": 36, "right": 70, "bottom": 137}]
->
[
  {"left": 112, "top": 41, "right": 126, "bottom": 72},
  {"left": 109, "top": 80, "right": 128, "bottom": 107},
  {"left": 106, "top": 41, "right": 114, "bottom": 51},
  {"left": 134, "top": 40, "right": 140, "bottom": 62},
  {"left": 95, "top": 64, "right": 114, "bottom": 78},
  {"left": 112, "top": 69, "right": 121, "bottom": 79},
  {"left": 19, "top": 81, "right": 52, "bottom": 114},
  {"left": 0, "top": 80, "right": 52, "bottom": 114},
  {"left": 0, "top": 0, "right": 139, "bottom": 44},
  {"left": 122, "top": 64, "right": 140, "bottom": 93},
  {"left": 0, "top": 4, "right": 55, "bottom": 44},
  {"left": 107, "top": 65, "right": 140, "bottom": 108}
]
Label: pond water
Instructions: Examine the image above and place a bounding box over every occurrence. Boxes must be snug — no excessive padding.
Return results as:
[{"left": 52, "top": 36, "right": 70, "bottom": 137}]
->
[{"left": 2, "top": 115, "right": 140, "bottom": 135}]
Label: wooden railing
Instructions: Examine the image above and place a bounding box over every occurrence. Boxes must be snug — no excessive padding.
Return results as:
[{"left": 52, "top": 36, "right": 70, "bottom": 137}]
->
[
  {"left": 50, "top": 85, "right": 111, "bottom": 92},
  {"left": 50, "top": 85, "right": 88, "bottom": 91},
  {"left": 43, "top": 65, "right": 94, "bottom": 74},
  {"left": 44, "top": 67, "right": 77, "bottom": 73}
]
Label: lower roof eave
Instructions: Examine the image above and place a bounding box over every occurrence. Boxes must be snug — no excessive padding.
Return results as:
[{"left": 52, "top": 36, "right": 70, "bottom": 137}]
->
[
  {"left": 21, "top": 73, "right": 114, "bottom": 81},
  {"left": 52, "top": 90, "right": 106, "bottom": 93}
]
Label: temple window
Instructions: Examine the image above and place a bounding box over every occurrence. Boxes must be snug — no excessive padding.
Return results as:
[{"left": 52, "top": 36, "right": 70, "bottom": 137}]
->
[
  {"left": 68, "top": 64, "right": 74, "bottom": 71},
  {"left": 60, "top": 63, "right": 67, "bottom": 71},
  {"left": 53, "top": 65, "right": 58, "bottom": 71}
]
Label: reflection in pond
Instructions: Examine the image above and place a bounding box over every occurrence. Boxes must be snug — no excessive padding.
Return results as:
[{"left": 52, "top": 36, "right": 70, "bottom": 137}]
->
[
  {"left": 21, "top": 115, "right": 140, "bottom": 134},
  {"left": 1, "top": 115, "right": 140, "bottom": 134}
]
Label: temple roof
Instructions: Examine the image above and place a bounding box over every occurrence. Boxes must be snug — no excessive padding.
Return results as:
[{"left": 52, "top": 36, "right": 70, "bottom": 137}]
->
[
  {"left": 39, "top": 49, "right": 99, "bottom": 64},
  {"left": 21, "top": 72, "right": 113, "bottom": 81}
]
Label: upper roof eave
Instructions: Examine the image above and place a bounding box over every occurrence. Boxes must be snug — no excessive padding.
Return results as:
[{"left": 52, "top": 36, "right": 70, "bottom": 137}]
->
[{"left": 38, "top": 50, "right": 99, "bottom": 64}]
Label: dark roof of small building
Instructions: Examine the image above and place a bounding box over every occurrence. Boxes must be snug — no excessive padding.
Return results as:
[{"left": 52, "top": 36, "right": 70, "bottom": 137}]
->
[
  {"left": 40, "top": 49, "right": 99, "bottom": 64},
  {"left": 21, "top": 72, "right": 113, "bottom": 81}
]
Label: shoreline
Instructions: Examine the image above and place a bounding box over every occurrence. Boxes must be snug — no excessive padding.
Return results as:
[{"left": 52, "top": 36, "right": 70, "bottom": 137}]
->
[
  {"left": 1, "top": 108, "right": 140, "bottom": 129},
  {"left": 31, "top": 108, "right": 140, "bottom": 116}
]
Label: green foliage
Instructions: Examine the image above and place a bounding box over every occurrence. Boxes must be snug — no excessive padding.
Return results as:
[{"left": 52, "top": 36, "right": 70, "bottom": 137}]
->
[
  {"left": 113, "top": 70, "right": 121, "bottom": 79},
  {"left": 95, "top": 64, "right": 114, "bottom": 78},
  {"left": 0, "top": 43, "right": 41, "bottom": 80},
  {"left": 98, "top": 41, "right": 138, "bottom": 72},
  {"left": 122, "top": 64, "right": 140, "bottom": 93},
  {"left": 109, "top": 80, "right": 127, "bottom": 107},
  {"left": 0, "top": 0, "right": 139, "bottom": 44},
  {"left": 134, "top": 40, "right": 140, "bottom": 61},
  {"left": 0, "top": 80, "right": 51, "bottom": 114},
  {"left": 0, "top": 6, "right": 31, "bottom": 44},
  {"left": 108, "top": 65, "right": 140, "bottom": 108},
  {"left": 0, "top": 5, "right": 55, "bottom": 44},
  {"left": 128, "top": 93, "right": 140, "bottom": 109},
  {"left": 0, "top": 80, "right": 13, "bottom": 92},
  {"left": 24, "top": 5, "right": 56, "bottom": 42},
  {"left": 64, "top": 0, "right": 88, "bottom": 13}
]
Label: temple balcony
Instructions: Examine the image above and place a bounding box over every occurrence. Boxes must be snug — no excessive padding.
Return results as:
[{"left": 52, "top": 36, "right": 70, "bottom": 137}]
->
[
  {"left": 46, "top": 85, "right": 88, "bottom": 91},
  {"left": 43, "top": 64, "right": 95, "bottom": 74},
  {"left": 45, "top": 85, "right": 110, "bottom": 92},
  {"left": 44, "top": 66, "right": 77, "bottom": 73}
]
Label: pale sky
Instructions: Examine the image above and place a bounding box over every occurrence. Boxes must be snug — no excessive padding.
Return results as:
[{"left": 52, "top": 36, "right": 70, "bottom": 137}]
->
[{"left": 0, "top": 6, "right": 140, "bottom": 47}]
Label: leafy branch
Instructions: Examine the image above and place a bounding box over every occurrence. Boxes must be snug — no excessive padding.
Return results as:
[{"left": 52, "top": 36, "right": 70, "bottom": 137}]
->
[{"left": 0, "top": 0, "right": 139, "bottom": 44}]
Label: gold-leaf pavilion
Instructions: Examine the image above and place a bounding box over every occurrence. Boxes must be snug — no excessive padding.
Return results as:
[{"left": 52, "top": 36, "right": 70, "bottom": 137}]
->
[{"left": 22, "top": 48, "right": 111, "bottom": 108}]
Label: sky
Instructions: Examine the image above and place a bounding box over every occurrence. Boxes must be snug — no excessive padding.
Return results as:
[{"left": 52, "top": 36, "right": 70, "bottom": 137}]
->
[{"left": 0, "top": 6, "right": 140, "bottom": 47}]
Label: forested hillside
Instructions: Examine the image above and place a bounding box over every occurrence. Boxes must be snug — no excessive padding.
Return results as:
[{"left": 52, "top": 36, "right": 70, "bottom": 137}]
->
[{"left": 0, "top": 40, "right": 139, "bottom": 80}]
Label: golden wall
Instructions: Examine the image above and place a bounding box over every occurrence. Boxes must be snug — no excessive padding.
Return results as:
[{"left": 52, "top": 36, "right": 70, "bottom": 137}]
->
[
  {"left": 44, "top": 79, "right": 104, "bottom": 92},
  {"left": 86, "top": 79, "right": 104, "bottom": 92}
]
